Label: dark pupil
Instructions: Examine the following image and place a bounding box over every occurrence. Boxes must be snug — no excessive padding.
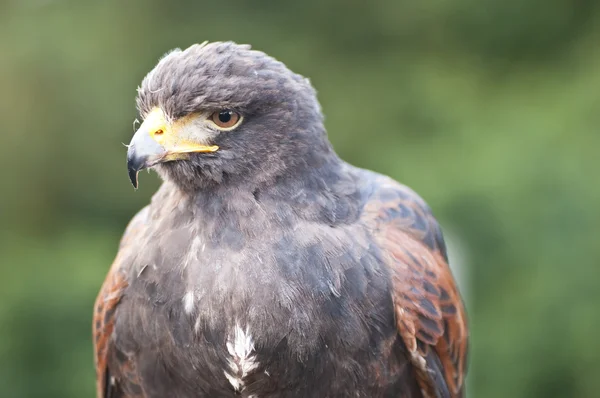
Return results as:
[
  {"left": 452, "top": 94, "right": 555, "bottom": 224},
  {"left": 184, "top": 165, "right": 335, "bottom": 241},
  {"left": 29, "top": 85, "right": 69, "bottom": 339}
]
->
[{"left": 218, "top": 111, "right": 232, "bottom": 123}]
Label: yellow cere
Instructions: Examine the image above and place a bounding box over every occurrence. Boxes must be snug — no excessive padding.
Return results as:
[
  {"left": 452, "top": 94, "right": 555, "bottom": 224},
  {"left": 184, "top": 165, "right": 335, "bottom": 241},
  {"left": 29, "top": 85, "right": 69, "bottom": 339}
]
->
[
  {"left": 142, "top": 107, "right": 219, "bottom": 155},
  {"left": 143, "top": 107, "right": 169, "bottom": 140}
]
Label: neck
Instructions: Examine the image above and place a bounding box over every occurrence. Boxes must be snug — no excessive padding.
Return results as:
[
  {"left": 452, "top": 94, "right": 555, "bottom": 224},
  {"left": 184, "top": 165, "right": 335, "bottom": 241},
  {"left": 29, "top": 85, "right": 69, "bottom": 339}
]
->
[
  {"left": 156, "top": 147, "right": 360, "bottom": 226},
  {"left": 174, "top": 137, "right": 341, "bottom": 195}
]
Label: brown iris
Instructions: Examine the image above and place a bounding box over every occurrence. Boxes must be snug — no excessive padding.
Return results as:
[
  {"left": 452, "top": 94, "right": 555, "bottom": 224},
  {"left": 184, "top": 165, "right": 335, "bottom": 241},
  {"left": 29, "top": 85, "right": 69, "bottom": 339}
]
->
[{"left": 210, "top": 110, "right": 241, "bottom": 129}]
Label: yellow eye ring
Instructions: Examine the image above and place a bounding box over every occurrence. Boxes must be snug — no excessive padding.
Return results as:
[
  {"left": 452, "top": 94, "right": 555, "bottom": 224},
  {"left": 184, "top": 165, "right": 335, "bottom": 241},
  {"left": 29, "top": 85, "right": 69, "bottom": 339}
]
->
[{"left": 209, "top": 110, "right": 242, "bottom": 130}]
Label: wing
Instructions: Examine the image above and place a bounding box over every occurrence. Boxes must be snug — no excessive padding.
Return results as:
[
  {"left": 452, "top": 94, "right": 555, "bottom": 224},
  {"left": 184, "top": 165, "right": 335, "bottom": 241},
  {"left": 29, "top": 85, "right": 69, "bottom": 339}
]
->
[
  {"left": 363, "top": 176, "right": 468, "bottom": 398},
  {"left": 93, "top": 207, "right": 149, "bottom": 398}
]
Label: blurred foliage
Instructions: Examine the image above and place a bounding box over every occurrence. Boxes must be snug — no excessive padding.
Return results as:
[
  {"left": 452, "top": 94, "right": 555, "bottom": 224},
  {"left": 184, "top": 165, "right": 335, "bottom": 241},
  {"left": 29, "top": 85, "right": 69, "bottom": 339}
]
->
[{"left": 1, "top": 0, "right": 599, "bottom": 397}]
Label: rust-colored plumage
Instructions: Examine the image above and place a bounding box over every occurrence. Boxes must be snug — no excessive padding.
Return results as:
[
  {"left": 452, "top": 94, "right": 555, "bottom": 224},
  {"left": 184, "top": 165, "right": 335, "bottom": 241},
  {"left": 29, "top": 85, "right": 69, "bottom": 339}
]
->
[
  {"left": 94, "top": 208, "right": 148, "bottom": 397},
  {"left": 364, "top": 177, "right": 468, "bottom": 397}
]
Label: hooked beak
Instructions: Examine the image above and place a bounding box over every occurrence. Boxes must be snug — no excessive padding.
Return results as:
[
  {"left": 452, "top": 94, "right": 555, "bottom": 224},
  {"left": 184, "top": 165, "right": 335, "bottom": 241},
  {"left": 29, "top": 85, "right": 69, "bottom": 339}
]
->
[
  {"left": 126, "top": 108, "right": 218, "bottom": 188},
  {"left": 126, "top": 123, "right": 166, "bottom": 189}
]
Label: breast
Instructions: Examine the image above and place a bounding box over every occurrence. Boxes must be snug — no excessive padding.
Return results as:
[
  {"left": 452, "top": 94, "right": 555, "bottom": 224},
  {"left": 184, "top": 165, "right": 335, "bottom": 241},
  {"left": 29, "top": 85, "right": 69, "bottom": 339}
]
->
[{"left": 111, "top": 202, "right": 410, "bottom": 396}]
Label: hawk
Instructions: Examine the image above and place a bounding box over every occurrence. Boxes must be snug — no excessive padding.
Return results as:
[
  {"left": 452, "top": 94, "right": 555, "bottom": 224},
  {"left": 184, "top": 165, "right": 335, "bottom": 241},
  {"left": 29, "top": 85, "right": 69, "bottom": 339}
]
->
[{"left": 93, "top": 41, "right": 468, "bottom": 398}]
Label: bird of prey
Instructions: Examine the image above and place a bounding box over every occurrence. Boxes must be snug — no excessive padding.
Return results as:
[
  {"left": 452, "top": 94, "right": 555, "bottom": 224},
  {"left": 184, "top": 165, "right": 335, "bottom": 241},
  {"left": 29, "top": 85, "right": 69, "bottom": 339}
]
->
[{"left": 93, "top": 41, "right": 468, "bottom": 398}]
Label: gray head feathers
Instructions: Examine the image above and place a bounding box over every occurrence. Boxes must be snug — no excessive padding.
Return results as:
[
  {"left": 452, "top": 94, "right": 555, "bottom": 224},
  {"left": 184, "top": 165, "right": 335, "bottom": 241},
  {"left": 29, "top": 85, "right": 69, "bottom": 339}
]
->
[
  {"left": 136, "top": 41, "right": 320, "bottom": 121},
  {"left": 134, "top": 41, "right": 335, "bottom": 192}
]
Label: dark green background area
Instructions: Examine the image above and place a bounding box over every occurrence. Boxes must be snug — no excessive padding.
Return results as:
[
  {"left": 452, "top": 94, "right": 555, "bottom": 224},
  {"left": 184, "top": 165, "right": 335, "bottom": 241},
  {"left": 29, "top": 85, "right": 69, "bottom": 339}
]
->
[{"left": 1, "top": 0, "right": 599, "bottom": 397}]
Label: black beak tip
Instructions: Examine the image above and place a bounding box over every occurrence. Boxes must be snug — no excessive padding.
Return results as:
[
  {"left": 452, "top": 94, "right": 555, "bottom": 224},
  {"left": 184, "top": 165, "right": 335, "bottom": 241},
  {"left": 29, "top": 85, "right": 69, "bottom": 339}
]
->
[
  {"left": 127, "top": 150, "right": 142, "bottom": 189},
  {"left": 126, "top": 136, "right": 165, "bottom": 189},
  {"left": 128, "top": 166, "right": 139, "bottom": 189}
]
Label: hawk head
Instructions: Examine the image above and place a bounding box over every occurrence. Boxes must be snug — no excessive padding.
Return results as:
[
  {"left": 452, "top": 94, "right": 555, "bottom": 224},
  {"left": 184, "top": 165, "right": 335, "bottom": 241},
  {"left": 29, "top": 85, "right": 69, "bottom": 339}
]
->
[{"left": 127, "top": 42, "right": 331, "bottom": 192}]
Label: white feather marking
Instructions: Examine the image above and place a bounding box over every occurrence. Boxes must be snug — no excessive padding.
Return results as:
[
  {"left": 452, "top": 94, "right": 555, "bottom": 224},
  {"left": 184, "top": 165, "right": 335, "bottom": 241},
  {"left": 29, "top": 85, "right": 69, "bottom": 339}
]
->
[
  {"left": 137, "top": 264, "right": 148, "bottom": 277},
  {"left": 223, "top": 371, "right": 241, "bottom": 390},
  {"left": 182, "top": 291, "right": 194, "bottom": 314},
  {"left": 184, "top": 237, "right": 202, "bottom": 269},
  {"left": 224, "top": 324, "right": 258, "bottom": 391}
]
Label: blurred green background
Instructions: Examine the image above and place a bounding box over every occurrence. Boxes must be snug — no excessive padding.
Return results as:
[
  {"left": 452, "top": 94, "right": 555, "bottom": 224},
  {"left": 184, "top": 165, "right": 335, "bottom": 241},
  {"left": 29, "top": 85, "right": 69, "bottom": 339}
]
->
[{"left": 1, "top": 0, "right": 599, "bottom": 396}]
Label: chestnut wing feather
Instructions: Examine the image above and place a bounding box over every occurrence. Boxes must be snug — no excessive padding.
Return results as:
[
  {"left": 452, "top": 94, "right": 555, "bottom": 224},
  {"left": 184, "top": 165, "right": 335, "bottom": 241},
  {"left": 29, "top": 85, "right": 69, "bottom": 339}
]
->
[
  {"left": 93, "top": 207, "right": 149, "bottom": 398},
  {"left": 363, "top": 177, "right": 468, "bottom": 397}
]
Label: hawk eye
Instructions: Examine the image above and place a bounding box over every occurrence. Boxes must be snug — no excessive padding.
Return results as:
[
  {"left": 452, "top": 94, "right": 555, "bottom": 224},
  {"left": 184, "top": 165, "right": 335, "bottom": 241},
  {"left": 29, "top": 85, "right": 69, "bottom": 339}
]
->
[{"left": 210, "top": 110, "right": 241, "bottom": 130}]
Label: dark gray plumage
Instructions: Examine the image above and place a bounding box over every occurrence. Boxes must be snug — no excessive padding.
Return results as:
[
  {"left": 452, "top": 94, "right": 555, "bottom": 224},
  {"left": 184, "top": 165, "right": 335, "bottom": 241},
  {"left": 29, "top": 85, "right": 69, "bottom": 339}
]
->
[{"left": 94, "top": 42, "right": 468, "bottom": 398}]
